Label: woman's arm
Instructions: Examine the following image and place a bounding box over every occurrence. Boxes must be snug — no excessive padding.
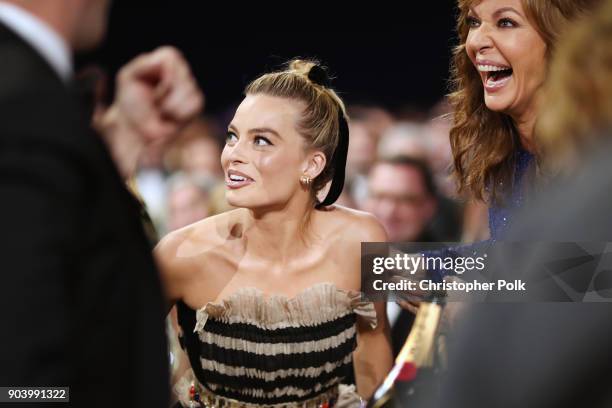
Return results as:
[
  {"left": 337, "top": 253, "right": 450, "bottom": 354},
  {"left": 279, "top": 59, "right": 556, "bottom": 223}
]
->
[
  {"left": 347, "top": 211, "right": 394, "bottom": 399},
  {"left": 353, "top": 301, "right": 394, "bottom": 399}
]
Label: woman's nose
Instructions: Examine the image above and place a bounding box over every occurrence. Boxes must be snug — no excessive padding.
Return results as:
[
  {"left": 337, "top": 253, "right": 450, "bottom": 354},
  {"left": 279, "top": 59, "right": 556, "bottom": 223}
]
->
[
  {"left": 467, "top": 25, "right": 494, "bottom": 54},
  {"left": 225, "top": 139, "right": 249, "bottom": 164}
]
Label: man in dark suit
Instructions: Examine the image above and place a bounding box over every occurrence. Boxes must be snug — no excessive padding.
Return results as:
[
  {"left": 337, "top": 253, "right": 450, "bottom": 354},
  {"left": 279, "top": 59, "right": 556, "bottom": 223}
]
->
[{"left": 0, "top": 1, "right": 203, "bottom": 406}]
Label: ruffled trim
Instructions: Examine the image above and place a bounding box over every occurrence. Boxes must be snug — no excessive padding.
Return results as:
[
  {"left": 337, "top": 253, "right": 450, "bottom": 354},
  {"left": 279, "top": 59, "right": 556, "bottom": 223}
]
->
[
  {"left": 174, "top": 368, "right": 364, "bottom": 408},
  {"left": 206, "top": 377, "right": 342, "bottom": 400},
  {"left": 194, "top": 282, "right": 377, "bottom": 332}
]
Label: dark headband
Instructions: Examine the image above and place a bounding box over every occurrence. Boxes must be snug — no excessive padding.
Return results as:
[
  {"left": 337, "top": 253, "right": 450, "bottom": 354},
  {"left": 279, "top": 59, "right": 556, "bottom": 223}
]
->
[
  {"left": 315, "top": 109, "right": 349, "bottom": 208},
  {"left": 307, "top": 65, "right": 349, "bottom": 208}
]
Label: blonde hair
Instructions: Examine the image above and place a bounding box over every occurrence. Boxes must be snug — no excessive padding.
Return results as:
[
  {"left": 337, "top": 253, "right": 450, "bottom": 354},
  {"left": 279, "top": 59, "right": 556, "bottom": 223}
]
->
[
  {"left": 449, "top": 0, "right": 595, "bottom": 203},
  {"left": 245, "top": 59, "right": 348, "bottom": 204},
  {"left": 537, "top": 0, "right": 610, "bottom": 172}
]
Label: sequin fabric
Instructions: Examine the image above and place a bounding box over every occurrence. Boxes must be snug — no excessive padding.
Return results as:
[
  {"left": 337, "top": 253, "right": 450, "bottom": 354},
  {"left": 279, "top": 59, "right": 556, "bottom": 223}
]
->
[
  {"left": 488, "top": 147, "right": 534, "bottom": 240},
  {"left": 424, "top": 147, "right": 535, "bottom": 282}
]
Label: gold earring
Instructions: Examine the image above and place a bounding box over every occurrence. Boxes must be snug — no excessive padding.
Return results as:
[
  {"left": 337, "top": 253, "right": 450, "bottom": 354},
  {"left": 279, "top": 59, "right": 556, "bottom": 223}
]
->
[{"left": 300, "top": 174, "right": 312, "bottom": 187}]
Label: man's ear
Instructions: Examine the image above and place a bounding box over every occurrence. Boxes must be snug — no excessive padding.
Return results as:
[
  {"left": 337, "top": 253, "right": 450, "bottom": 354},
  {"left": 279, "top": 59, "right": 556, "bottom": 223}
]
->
[{"left": 302, "top": 151, "right": 327, "bottom": 179}]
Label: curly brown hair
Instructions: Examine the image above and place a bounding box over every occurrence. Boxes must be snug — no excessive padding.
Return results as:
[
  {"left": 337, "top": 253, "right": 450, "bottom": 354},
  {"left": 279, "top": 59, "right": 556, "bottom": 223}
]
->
[{"left": 449, "top": 0, "right": 595, "bottom": 203}]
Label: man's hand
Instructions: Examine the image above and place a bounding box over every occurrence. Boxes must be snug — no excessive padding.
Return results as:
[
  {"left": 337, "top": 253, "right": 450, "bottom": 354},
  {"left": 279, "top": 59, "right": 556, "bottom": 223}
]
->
[
  {"left": 389, "top": 252, "right": 429, "bottom": 314},
  {"left": 115, "top": 46, "right": 204, "bottom": 142},
  {"left": 96, "top": 46, "right": 204, "bottom": 178}
]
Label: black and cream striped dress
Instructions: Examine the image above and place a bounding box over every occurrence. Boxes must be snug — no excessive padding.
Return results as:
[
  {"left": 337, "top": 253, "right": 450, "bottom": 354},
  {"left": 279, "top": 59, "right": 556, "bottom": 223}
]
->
[{"left": 175, "top": 282, "right": 377, "bottom": 407}]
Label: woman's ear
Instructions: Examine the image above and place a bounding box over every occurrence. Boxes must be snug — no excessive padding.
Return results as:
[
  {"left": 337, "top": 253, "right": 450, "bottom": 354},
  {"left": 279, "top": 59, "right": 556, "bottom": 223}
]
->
[{"left": 303, "top": 151, "right": 327, "bottom": 179}]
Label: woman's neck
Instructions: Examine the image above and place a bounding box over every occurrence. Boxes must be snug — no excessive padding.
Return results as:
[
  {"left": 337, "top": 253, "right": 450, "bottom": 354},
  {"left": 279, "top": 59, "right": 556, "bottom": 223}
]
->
[
  {"left": 513, "top": 111, "right": 537, "bottom": 153},
  {"left": 243, "top": 198, "right": 315, "bottom": 262},
  {"left": 511, "top": 95, "right": 542, "bottom": 153}
]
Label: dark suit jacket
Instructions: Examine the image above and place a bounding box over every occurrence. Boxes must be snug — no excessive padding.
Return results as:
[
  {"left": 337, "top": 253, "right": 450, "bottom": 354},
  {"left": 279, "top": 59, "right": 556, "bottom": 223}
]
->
[{"left": 0, "top": 23, "right": 169, "bottom": 407}]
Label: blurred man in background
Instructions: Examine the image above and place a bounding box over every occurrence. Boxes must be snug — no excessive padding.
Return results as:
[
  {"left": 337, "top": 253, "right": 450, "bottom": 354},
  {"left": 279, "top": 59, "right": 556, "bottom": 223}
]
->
[
  {"left": 365, "top": 156, "right": 438, "bottom": 243},
  {"left": 0, "top": 0, "right": 202, "bottom": 406},
  {"left": 364, "top": 155, "right": 439, "bottom": 355},
  {"left": 375, "top": 120, "right": 463, "bottom": 242}
]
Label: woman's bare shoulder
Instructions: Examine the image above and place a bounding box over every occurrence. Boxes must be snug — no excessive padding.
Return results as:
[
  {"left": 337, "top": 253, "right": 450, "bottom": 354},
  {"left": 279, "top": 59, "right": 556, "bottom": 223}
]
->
[
  {"left": 158, "top": 208, "right": 247, "bottom": 252},
  {"left": 319, "top": 205, "right": 387, "bottom": 243},
  {"left": 314, "top": 206, "right": 387, "bottom": 291},
  {"left": 154, "top": 209, "right": 248, "bottom": 277},
  {"left": 154, "top": 209, "right": 250, "bottom": 304}
]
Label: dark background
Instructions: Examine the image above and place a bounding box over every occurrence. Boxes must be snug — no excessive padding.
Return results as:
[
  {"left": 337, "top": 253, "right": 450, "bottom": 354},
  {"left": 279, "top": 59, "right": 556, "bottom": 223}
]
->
[{"left": 77, "top": 2, "right": 458, "bottom": 117}]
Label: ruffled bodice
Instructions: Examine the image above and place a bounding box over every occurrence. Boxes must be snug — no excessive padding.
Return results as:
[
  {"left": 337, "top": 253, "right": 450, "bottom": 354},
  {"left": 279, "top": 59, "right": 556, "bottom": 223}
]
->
[{"left": 175, "top": 282, "right": 377, "bottom": 407}]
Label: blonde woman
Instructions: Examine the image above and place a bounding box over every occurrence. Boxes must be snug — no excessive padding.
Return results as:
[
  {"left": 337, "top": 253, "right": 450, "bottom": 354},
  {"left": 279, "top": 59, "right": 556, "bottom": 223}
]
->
[{"left": 155, "top": 60, "right": 393, "bottom": 407}]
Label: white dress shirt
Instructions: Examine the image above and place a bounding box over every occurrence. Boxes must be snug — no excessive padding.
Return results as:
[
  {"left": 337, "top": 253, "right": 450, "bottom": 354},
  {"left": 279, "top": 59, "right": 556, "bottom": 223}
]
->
[{"left": 0, "top": 2, "right": 72, "bottom": 82}]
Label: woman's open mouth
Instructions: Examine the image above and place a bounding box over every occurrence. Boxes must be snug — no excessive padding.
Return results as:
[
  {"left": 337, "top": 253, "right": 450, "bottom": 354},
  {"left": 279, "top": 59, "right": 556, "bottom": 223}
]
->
[
  {"left": 478, "top": 63, "right": 513, "bottom": 92},
  {"left": 226, "top": 169, "right": 255, "bottom": 189}
]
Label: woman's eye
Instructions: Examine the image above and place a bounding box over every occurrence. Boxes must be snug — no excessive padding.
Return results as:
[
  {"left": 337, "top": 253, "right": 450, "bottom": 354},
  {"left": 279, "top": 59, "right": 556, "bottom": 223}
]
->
[
  {"left": 498, "top": 17, "right": 517, "bottom": 28},
  {"left": 254, "top": 136, "right": 272, "bottom": 146},
  {"left": 466, "top": 16, "right": 480, "bottom": 28},
  {"left": 225, "top": 131, "right": 238, "bottom": 144}
]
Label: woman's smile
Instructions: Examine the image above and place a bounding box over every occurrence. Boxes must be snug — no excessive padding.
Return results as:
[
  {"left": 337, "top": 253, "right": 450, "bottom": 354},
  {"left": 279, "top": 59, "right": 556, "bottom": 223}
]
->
[
  {"left": 226, "top": 169, "right": 255, "bottom": 189},
  {"left": 476, "top": 59, "right": 513, "bottom": 92}
]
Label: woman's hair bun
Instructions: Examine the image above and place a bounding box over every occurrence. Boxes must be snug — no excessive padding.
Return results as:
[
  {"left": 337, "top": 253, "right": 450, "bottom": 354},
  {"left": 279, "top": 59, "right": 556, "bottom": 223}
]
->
[{"left": 288, "top": 59, "right": 330, "bottom": 87}]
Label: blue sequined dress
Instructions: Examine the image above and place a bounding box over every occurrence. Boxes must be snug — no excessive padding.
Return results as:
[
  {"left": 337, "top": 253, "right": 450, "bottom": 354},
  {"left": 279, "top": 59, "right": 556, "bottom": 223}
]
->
[
  {"left": 488, "top": 147, "right": 534, "bottom": 240},
  {"left": 429, "top": 147, "right": 534, "bottom": 281}
]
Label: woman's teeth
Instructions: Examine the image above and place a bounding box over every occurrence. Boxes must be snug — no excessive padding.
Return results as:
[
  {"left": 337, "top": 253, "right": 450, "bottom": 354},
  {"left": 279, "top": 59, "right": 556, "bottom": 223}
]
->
[
  {"left": 477, "top": 64, "right": 513, "bottom": 90},
  {"left": 486, "top": 75, "right": 512, "bottom": 88},
  {"left": 226, "top": 173, "right": 253, "bottom": 189},
  {"left": 477, "top": 64, "right": 511, "bottom": 72}
]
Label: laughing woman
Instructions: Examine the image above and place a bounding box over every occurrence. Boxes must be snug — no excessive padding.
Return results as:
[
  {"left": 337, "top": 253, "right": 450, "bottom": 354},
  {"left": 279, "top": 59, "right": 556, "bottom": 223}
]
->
[
  {"left": 450, "top": 0, "right": 595, "bottom": 238},
  {"left": 155, "top": 60, "right": 393, "bottom": 407},
  {"left": 395, "top": 0, "right": 597, "bottom": 312}
]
